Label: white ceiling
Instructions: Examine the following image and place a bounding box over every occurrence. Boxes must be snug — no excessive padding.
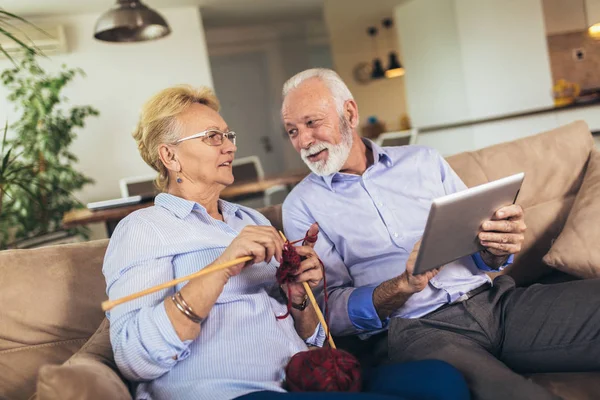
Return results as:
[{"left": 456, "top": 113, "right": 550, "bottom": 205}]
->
[{"left": 2, "top": 0, "right": 324, "bottom": 26}]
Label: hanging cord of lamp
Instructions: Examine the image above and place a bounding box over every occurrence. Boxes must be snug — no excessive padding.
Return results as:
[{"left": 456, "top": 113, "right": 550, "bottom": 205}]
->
[{"left": 367, "top": 26, "right": 386, "bottom": 80}]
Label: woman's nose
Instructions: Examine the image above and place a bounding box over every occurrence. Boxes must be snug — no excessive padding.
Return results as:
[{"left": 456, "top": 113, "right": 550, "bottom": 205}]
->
[{"left": 222, "top": 137, "right": 237, "bottom": 153}]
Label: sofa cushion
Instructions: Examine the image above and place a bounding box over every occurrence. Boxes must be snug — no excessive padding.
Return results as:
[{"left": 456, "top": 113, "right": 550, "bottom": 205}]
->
[
  {"left": 0, "top": 239, "right": 109, "bottom": 400},
  {"left": 447, "top": 120, "right": 595, "bottom": 284},
  {"left": 529, "top": 372, "right": 600, "bottom": 400},
  {"left": 36, "top": 361, "right": 130, "bottom": 400},
  {"left": 35, "top": 319, "right": 130, "bottom": 400},
  {"left": 543, "top": 149, "right": 600, "bottom": 278}
]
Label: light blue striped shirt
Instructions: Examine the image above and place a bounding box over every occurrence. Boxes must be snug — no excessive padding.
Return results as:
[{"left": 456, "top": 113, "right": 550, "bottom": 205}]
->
[
  {"left": 103, "top": 193, "right": 325, "bottom": 400},
  {"left": 283, "top": 140, "right": 511, "bottom": 338}
]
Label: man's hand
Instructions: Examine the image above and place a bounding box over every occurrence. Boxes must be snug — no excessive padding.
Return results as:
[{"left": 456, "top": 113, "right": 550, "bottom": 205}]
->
[
  {"left": 479, "top": 204, "right": 527, "bottom": 257},
  {"left": 402, "top": 239, "right": 441, "bottom": 293},
  {"left": 373, "top": 239, "right": 442, "bottom": 320}
]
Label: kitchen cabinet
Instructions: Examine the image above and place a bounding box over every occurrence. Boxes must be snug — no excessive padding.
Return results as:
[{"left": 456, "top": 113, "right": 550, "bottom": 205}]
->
[{"left": 542, "top": 0, "right": 587, "bottom": 35}]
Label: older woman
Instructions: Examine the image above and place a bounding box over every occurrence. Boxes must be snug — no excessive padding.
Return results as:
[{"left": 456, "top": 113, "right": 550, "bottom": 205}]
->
[{"left": 103, "top": 85, "right": 470, "bottom": 400}]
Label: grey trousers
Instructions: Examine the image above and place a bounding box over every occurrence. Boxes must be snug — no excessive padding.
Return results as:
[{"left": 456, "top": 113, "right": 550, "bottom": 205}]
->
[{"left": 387, "top": 276, "right": 600, "bottom": 400}]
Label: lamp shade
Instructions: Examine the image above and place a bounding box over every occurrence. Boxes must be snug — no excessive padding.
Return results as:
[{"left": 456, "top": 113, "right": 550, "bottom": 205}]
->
[
  {"left": 385, "top": 52, "right": 405, "bottom": 78},
  {"left": 94, "top": 0, "right": 171, "bottom": 42},
  {"left": 371, "top": 59, "right": 386, "bottom": 79}
]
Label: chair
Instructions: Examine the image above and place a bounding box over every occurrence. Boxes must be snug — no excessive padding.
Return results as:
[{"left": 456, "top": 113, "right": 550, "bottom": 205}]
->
[
  {"left": 232, "top": 156, "right": 265, "bottom": 183},
  {"left": 232, "top": 156, "right": 288, "bottom": 207},
  {"left": 375, "top": 129, "right": 418, "bottom": 147},
  {"left": 119, "top": 174, "right": 159, "bottom": 198}
]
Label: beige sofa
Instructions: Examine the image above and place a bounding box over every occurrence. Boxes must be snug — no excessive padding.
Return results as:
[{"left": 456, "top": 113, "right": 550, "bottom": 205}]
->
[{"left": 1, "top": 121, "right": 599, "bottom": 400}]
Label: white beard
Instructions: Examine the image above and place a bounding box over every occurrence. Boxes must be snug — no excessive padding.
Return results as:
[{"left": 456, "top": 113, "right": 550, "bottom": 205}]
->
[{"left": 301, "top": 124, "right": 353, "bottom": 176}]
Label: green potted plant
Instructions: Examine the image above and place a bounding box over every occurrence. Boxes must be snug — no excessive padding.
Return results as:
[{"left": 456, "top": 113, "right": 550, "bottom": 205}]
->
[{"left": 1, "top": 51, "right": 99, "bottom": 248}]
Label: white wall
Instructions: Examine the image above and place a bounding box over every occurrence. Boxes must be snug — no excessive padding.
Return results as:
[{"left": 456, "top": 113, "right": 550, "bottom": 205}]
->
[
  {"left": 324, "top": 0, "right": 409, "bottom": 132},
  {"left": 394, "top": 0, "right": 470, "bottom": 128},
  {"left": 455, "top": 0, "right": 554, "bottom": 120},
  {"left": 0, "top": 7, "right": 213, "bottom": 208},
  {"left": 396, "top": 0, "right": 553, "bottom": 130}
]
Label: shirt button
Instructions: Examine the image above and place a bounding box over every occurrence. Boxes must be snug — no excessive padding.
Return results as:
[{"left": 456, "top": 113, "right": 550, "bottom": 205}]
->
[
  {"left": 393, "top": 232, "right": 399, "bottom": 238},
  {"left": 377, "top": 202, "right": 383, "bottom": 207}
]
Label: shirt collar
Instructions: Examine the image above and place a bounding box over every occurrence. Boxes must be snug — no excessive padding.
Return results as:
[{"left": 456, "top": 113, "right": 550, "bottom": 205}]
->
[
  {"left": 319, "top": 138, "right": 394, "bottom": 191},
  {"left": 155, "top": 193, "right": 241, "bottom": 219}
]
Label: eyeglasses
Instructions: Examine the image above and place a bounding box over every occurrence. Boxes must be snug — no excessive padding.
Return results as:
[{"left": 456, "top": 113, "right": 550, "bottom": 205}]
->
[{"left": 175, "top": 129, "right": 237, "bottom": 146}]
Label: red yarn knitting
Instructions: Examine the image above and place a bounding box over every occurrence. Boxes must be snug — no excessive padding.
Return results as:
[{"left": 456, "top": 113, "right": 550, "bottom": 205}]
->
[
  {"left": 276, "top": 231, "right": 362, "bottom": 392},
  {"left": 275, "top": 242, "right": 303, "bottom": 319}
]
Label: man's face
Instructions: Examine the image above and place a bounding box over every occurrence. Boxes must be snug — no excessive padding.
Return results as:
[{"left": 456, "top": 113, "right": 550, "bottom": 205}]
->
[{"left": 282, "top": 78, "right": 353, "bottom": 176}]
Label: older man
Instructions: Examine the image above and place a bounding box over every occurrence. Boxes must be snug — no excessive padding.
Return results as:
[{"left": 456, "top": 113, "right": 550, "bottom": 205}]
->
[{"left": 281, "top": 68, "right": 600, "bottom": 400}]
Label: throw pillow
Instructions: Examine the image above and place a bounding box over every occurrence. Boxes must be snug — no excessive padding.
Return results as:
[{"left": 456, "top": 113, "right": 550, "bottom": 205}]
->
[{"left": 543, "top": 149, "right": 600, "bottom": 278}]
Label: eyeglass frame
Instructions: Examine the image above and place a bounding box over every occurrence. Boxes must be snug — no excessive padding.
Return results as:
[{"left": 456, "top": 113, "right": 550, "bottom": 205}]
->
[{"left": 175, "top": 129, "right": 237, "bottom": 146}]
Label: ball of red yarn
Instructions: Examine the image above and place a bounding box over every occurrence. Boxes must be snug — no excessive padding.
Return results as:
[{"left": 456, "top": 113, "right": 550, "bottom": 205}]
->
[{"left": 285, "top": 348, "right": 362, "bottom": 392}]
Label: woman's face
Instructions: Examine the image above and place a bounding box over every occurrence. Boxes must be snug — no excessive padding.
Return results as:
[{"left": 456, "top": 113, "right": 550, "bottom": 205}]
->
[{"left": 174, "top": 103, "right": 237, "bottom": 188}]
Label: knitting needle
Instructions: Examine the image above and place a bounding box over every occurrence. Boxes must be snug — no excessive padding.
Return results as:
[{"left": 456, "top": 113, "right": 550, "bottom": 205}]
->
[
  {"left": 279, "top": 231, "right": 337, "bottom": 349},
  {"left": 101, "top": 256, "right": 253, "bottom": 312}
]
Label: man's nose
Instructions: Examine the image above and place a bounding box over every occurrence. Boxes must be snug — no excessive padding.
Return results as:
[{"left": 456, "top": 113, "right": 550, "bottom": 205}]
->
[{"left": 297, "top": 127, "right": 314, "bottom": 150}]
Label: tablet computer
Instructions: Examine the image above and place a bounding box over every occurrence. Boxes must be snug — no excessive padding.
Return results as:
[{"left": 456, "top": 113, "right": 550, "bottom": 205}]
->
[{"left": 413, "top": 172, "right": 525, "bottom": 275}]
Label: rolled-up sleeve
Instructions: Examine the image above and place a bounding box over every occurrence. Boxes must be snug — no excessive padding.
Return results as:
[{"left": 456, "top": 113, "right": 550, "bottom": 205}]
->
[
  {"left": 103, "top": 217, "right": 192, "bottom": 382},
  {"left": 283, "top": 199, "right": 371, "bottom": 337}
]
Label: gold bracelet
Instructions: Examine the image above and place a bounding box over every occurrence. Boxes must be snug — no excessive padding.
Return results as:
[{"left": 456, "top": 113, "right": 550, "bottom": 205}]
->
[{"left": 171, "top": 292, "right": 205, "bottom": 324}]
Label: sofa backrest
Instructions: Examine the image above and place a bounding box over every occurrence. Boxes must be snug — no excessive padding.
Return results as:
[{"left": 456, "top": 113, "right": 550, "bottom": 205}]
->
[
  {"left": 446, "top": 120, "right": 594, "bottom": 284},
  {"left": 0, "top": 239, "right": 110, "bottom": 400}
]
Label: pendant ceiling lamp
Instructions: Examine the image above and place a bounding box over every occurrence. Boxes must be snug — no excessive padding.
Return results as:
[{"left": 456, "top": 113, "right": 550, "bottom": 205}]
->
[
  {"left": 367, "top": 27, "right": 385, "bottom": 79},
  {"left": 94, "top": 0, "right": 171, "bottom": 43},
  {"left": 382, "top": 18, "right": 405, "bottom": 78}
]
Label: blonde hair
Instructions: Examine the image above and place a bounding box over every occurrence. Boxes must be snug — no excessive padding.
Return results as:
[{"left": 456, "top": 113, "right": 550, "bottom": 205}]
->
[{"left": 132, "top": 85, "right": 220, "bottom": 192}]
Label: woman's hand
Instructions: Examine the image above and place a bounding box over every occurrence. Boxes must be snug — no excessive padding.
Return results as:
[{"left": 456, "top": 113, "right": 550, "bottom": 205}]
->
[
  {"left": 281, "top": 245, "right": 324, "bottom": 303},
  {"left": 217, "top": 225, "right": 285, "bottom": 271},
  {"left": 281, "top": 223, "right": 323, "bottom": 304}
]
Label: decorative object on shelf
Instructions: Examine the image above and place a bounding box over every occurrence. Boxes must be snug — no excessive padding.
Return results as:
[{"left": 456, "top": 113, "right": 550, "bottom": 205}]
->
[
  {"left": 553, "top": 79, "right": 581, "bottom": 107},
  {"left": 584, "top": 0, "right": 600, "bottom": 39},
  {"left": 382, "top": 18, "right": 405, "bottom": 78},
  {"left": 0, "top": 51, "right": 98, "bottom": 249},
  {"left": 94, "top": 0, "right": 171, "bottom": 43},
  {"left": 361, "top": 116, "right": 386, "bottom": 139},
  {"left": 400, "top": 114, "right": 412, "bottom": 130},
  {"left": 367, "top": 26, "right": 386, "bottom": 80}
]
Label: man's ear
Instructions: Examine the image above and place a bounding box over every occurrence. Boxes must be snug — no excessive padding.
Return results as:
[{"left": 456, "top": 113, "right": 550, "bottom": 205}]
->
[
  {"left": 344, "top": 99, "right": 360, "bottom": 129},
  {"left": 158, "top": 144, "right": 180, "bottom": 172}
]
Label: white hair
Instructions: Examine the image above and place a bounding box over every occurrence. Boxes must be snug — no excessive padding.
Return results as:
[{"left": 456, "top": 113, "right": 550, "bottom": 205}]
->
[{"left": 282, "top": 68, "right": 354, "bottom": 116}]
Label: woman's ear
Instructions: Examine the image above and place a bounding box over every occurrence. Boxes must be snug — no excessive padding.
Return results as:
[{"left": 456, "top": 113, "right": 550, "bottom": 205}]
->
[
  {"left": 344, "top": 99, "right": 360, "bottom": 129},
  {"left": 158, "top": 144, "right": 180, "bottom": 173}
]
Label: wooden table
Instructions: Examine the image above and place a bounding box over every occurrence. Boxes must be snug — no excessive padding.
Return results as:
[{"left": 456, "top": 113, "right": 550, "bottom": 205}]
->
[{"left": 62, "top": 171, "right": 308, "bottom": 237}]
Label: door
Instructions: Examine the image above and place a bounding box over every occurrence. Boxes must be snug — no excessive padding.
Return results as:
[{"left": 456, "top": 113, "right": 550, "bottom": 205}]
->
[{"left": 210, "top": 51, "right": 285, "bottom": 176}]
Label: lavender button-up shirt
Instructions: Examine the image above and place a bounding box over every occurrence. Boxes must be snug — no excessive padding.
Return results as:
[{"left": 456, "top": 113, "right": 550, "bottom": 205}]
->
[{"left": 283, "top": 140, "right": 511, "bottom": 338}]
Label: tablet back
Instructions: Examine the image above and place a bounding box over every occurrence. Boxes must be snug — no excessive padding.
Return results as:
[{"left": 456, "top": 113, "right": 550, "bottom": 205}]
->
[{"left": 413, "top": 172, "right": 525, "bottom": 275}]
